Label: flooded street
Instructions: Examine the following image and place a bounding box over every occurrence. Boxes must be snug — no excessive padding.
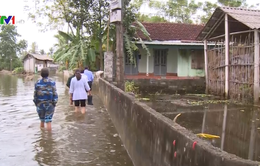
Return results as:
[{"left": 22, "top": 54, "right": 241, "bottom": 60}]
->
[{"left": 0, "top": 74, "right": 133, "bottom": 166}]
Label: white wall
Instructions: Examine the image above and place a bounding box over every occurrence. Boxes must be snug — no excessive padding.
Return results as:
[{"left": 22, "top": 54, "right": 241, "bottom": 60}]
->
[{"left": 23, "top": 57, "right": 35, "bottom": 73}]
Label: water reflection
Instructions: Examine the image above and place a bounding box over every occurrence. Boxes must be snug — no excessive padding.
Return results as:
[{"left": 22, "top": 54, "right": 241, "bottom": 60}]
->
[
  {"left": 0, "top": 74, "right": 18, "bottom": 96},
  {"left": 165, "top": 104, "right": 260, "bottom": 161},
  {"left": 0, "top": 74, "right": 133, "bottom": 166},
  {"left": 34, "top": 130, "right": 60, "bottom": 165}
]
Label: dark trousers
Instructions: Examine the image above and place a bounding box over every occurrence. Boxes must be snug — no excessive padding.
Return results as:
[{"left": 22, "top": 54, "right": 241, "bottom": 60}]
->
[
  {"left": 87, "top": 81, "right": 93, "bottom": 105},
  {"left": 88, "top": 81, "right": 92, "bottom": 90}
]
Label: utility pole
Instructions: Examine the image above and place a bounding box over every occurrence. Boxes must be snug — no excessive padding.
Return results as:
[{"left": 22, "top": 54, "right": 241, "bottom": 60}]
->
[
  {"left": 117, "top": 0, "right": 124, "bottom": 90},
  {"left": 111, "top": 0, "right": 124, "bottom": 90}
]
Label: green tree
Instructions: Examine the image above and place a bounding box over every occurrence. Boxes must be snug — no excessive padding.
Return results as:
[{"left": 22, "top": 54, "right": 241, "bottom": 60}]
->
[
  {"left": 48, "top": 47, "right": 54, "bottom": 56},
  {"left": 199, "top": 1, "right": 218, "bottom": 24},
  {"left": 27, "top": 0, "right": 70, "bottom": 32},
  {"left": 137, "top": 14, "right": 168, "bottom": 22},
  {"left": 29, "top": 42, "right": 38, "bottom": 54},
  {"left": 218, "top": 0, "right": 246, "bottom": 7},
  {"left": 198, "top": 0, "right": 256, "bottom": 24},
  {"left": 0, "top": 25, "right": 27, "bottom": 70},
  {"left": 40, "top": 49, "right": 45, "bottom": 55},
  {"left": 149, "top": 0, "right": 202, "bottom": 23},
  {"left": 89, "top": 0, "right": 110, "bottom": 70},
  {"left": 26, "top": 0, "right": 151, "bottom": 81},
  {"left": 28, "top": 0, "right": 95, "bottom": 69}
]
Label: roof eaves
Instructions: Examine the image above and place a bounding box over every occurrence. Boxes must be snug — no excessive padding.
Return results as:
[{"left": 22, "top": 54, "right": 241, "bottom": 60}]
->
[
  {"left": 196, "top": 7, "right": 225, "bottom": 41},
  {"left": 135, "top": 41, "right": 211, "bottom": 46}
]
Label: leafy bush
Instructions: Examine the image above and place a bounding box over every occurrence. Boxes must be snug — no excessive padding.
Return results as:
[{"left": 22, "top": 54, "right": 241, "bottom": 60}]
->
[
  {"left": 13, "top": 67, "right": 25, "bottom": 74},
  {"left": 125, "top": 81, "right": 139, "bottom": 94}
]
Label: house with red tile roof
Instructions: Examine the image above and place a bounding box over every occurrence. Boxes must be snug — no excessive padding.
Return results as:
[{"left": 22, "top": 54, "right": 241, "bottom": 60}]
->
[{"left": 125, "top": 22, "right": 207, "bottom": 79}]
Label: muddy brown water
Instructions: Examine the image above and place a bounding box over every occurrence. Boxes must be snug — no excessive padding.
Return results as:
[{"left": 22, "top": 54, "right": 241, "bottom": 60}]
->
[{"left": 0, "top": 74, "right": 133, "bottom": 166}]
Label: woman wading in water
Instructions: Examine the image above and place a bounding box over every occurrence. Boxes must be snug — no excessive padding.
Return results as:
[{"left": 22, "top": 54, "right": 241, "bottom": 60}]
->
[{"left": 69, "top": 69, "right": 90, "bottom": 114}]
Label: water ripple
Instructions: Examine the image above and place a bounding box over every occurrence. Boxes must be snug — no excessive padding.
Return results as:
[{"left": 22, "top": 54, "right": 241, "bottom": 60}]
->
[{"left": 0, "top": 74, "right": 133, "bottom": 166}]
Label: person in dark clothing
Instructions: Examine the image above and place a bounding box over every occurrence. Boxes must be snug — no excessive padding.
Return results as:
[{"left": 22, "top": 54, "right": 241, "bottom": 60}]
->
[
  {"left": 84, "top": 66, "right": 94, "bottom": 105},
  {"left": 66, "top": 68, "right": 77, "bottom": 88},
  {"left": 33, "top": 68, "right": 58, "bottom": 131}
]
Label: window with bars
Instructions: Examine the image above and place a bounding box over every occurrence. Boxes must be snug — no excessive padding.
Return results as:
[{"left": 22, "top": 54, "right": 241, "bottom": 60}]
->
[{"left": 191, "top": 50, "right": 204, "bottom": 69}]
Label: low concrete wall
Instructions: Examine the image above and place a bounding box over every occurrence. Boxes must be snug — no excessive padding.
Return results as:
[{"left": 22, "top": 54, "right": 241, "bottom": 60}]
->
[
  {"left": 98, "top": 78, "right": 258, "bottom": 166},
  {"left": 127, "top": 78, "right": 205, "bottom": 95}
]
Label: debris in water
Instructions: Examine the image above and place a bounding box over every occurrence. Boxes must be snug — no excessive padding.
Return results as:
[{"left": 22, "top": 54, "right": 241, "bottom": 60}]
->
[
  {"left": 110, "top": 150, "right": 116, "bottom": 153},
  {"left": 141, "top": 98, "right": 150, "bottom": 101},
  {"left": 240, "top": 110, "right": 245, "bottom": 112},
  {"left": 173, "top": 113, "right": 181, "bottom": 122},
  {"left": 196, "top": 133, "right": 220, "bottom": 139}
]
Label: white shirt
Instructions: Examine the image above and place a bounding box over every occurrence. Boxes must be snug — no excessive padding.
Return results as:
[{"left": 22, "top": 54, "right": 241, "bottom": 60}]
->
[{"left": 69, "top": 76, "right": 90, "bottom": 100}]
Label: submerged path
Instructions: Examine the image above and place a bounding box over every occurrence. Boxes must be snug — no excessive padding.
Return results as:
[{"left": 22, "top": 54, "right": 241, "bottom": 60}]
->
[{"left": 0, "top": 74, "right": 133, "bottom": 166}]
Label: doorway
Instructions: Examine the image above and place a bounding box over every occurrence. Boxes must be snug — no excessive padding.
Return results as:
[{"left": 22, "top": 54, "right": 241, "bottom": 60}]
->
[{"left": 154, "top": 49, "right": 167, "bottom": 76}]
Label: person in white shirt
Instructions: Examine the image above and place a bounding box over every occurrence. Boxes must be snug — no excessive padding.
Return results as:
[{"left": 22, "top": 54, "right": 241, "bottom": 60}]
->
[{"left": 69, "top": 69, "right": 90, "bottom": 114}]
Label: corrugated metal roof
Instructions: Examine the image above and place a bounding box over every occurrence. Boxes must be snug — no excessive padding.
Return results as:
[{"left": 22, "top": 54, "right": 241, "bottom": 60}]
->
[
  {"left": 31, "top": 54, "right": 53, "bottom": 61},
  {"left": 24, "top": 53, "right": 53, "bottom": 61},
  {"left": 196, "top": 6, "right": 260, "bottom": 40},
  {"left": 221, "top": 7, "right": 260, "bottom": 29}
]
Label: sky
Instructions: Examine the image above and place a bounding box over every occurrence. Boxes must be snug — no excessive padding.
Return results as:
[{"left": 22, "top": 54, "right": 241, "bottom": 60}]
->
[{"left": 0, "top": 0, "right": 258, "bottom": 53}]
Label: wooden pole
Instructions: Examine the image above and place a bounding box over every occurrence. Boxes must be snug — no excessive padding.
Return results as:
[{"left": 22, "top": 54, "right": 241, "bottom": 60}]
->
[
  {"left": 204, "top": 40, "right": 208, "bottom": 94},
  {"left": 254, "top": 29, "right": 259, "bottom": 103},
  {"left": 224, "top": 14, "right": 229, "bottom": 99},
  {"left": 220, "top": 104, "right": 228, "bottom": 150}
]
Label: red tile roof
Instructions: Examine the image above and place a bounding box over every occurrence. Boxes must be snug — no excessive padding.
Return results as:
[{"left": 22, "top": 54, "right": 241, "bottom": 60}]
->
[{"left": 136, "top": 22, "right": 204, "bottom": 41}]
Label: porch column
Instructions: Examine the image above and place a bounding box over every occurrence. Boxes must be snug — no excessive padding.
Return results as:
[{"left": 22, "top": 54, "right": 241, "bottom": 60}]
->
[
  {"left": 224, "top": 14, "right": 230, "bottom": 99},
  {"left": 146, "top": 54, "right": 149, "bottom": 76},
  {"left": 204, "top": 40, "right": 208, "bottom": 94},
  {"left": 254, "top": 29, "right": 259, "bottom": 103}
]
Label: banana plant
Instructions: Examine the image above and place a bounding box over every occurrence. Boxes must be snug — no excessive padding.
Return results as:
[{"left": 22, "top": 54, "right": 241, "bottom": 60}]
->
[
  {"left": 103, "top": 20, "right": 151, "bottom": 67},
  {"left": 53, "top": 30, "right": 96, "bottom": 69}
]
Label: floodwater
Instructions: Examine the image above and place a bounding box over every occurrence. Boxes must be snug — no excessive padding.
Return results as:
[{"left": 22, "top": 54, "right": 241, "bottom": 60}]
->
[
  {"left": 0, "top": 74, "right": 133, "bottom": 166},
  {"left": 139, "top": 94, "right": 260, "bottom": 162},
  {"left": 164, "top": 105, "right": 260, "bottom": 162}
]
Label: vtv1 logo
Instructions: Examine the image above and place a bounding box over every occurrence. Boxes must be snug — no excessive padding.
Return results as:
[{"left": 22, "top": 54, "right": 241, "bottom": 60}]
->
[{"left": 0, "top": 16, "right": 15, "bottom": 25}]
